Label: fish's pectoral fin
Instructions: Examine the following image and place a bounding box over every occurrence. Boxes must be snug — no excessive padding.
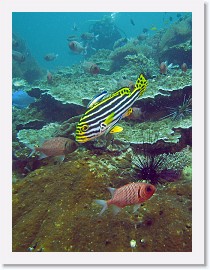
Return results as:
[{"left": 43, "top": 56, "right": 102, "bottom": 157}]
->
[
  {"left": 38, "top": 153, "right": 48, "bottom": 160},
  {"left": 109, "top": 125, "right": 123, "bottom": 134},
  {"left": 104, "top": 115, "right": 122, "bottom": 135},
  {"left": 54, "top": 155, "right": 65, "bottom": 163},
  {"left": 104, "top": 112, "right": 115, "bottom": 126},
  {"left": 133, "top": 204, "right": 141, "bottom": 213}
]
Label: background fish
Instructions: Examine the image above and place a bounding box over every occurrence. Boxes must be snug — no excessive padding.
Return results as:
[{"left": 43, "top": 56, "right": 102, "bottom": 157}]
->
[
  {"left": 95, "top": 182, "right": 156, "bottom": 215},
  {"left": 31, "top": 137, "right": 78, "bottom": 161},
  {"left": 12, "top": 50, "right": 25, "bottom": 62},
  {"left": 69, "top": 41, "right": 86, "bottom": 54},
  {"left": 125, "top": 107, "right": 145, "bottom": 121},
  {"left": 12, "top": 90, "right": 36, "bottom": 109},
  {"left": 44, "top": 53, "right": 58, "bottom": 61}
]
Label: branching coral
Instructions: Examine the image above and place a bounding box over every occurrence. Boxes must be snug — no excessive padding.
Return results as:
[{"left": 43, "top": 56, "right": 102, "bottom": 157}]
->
[{"left": 159, "top": 15, "right": 192, "bottom": 51}]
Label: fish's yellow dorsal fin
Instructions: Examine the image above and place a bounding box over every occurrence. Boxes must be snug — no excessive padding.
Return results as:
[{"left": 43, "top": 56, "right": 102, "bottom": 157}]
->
[
  {"left": 134, "top": 74, "right": 148, "bottom": 97},
  {"left": 109, "top": 87, "right": 131, "bottom": 99}
]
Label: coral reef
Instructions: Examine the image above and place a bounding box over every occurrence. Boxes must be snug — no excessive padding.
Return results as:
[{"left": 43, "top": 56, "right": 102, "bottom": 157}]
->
[
  {"left": 159, "top": 15, "right": 192, "bottom": 52},
  {"left": 12, "top": 149, "right": 191, "bottom": 252},
  {"left": 131, "top": 146, "right": 192, "bottom": 185},
  {"left": 25, "top": 67, "right": 192, "bottom": 112},
  {"left": 113, "top": 38, "right": 128, "bottom": 49},
  {"left": 109, "top": 42, "right": 140, "bottom": 71},
  {"left": 17, "top": 123, "right": 61, "bottom": 148},
  {"left": 159, "top": 40, "right": 192, "bottom": 66},
  {"left": 117, "top": 115, "right": 191, "bottom": 147},
  {"left": 12, "top": 106, "right": 44, "bottom": 141},
  {"left": 12, "top": 14, "right": 192, "bottom": 252},
  {"left": 12, "top": 34, "right": 44, "bottom": 83}
]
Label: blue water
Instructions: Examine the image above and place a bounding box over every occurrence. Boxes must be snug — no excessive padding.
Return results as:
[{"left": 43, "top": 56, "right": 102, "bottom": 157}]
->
[{"left": 12, "top": 12, "right": 187, "bottom": 71}]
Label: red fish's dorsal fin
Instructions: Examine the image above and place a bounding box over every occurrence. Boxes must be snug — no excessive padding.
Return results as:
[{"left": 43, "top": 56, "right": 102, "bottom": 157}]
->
[{"left": 107, "top": 187, "right": 116, "bottom": 198}]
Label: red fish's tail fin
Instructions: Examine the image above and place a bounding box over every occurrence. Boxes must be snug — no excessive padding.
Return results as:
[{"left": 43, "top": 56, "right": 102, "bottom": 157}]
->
[
  {"left": 94, "top": 200, "right": 108, "bottom": 216},
  {"left": 24, "top": 143, "right": 36, "bottom": 157}
]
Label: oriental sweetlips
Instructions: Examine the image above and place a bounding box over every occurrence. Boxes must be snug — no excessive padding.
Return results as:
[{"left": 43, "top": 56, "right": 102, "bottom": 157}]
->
[{"left": 76, "top": 73, "right": 148, "bottom": 143}]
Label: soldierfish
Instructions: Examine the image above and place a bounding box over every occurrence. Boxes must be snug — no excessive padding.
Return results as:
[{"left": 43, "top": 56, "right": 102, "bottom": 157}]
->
[
  {"left": 82, "top": 61, "right": 100, "bottom": 75},
  {"left": 123, "top": 107, "right": 145, "bottom": 121},
  {"left": 181, "top": 63, "right": 187, "bottom": 72},
  {"left": 30, "top": 137, "right": 78, "bottom": 161},
  {"left": 95, "top": 182, "right": 156, "bottom": 215},
  {"left": 44, "top": 53, "right": 58, "bottom": 61},
  {"left": 12, "top": 50, "right": 25, "bottom": 62},
  {"left": 69, "top": 41, "right": 86, "bottom": 54}
]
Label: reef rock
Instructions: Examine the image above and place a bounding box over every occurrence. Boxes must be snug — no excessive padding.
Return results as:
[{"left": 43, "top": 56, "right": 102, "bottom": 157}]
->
[{"left": 12, "top": 149, "right": 191, "bottom": 252}]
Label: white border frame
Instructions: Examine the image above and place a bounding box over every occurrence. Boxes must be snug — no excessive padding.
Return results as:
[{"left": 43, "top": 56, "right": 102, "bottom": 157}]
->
[{"left": 0, "top": 0, "right": 204, "bottom": 265}]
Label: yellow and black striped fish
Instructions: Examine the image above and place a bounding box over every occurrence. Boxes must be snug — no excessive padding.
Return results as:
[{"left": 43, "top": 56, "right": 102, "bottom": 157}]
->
[{"left": 76, "top": 73, "right": 148, "bottom": 143}]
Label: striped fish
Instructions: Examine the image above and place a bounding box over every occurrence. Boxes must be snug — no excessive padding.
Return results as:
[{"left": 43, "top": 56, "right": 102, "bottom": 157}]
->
[{"left": 76, "top": 73, "right": 148, "bottom": 143}]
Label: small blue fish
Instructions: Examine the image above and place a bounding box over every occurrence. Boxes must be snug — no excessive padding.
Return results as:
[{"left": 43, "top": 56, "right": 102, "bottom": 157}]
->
[
  {"left": 12, "top": 90, "right": 36, "bottom": 109},
  {"left": 87, "top": 90, "right": 107, "bottom": 108}
]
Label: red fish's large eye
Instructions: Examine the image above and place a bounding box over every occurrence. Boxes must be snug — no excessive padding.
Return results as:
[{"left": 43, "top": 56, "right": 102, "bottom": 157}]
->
[
  {"left": 146, "top": 185, "right": 152, "bottom": 193},
  {"left": 69, "top": 42, "right": 75, "bottom": 49}
]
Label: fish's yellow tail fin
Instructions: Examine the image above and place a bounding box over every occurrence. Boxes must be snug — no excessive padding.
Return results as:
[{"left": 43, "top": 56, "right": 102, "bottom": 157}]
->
[{"left": 134, "top": 73, "right": 148, "bottom": 97}]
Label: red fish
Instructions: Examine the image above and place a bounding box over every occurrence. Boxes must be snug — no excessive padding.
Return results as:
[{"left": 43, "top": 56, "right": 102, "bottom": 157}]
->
[
  {"left": 123, "top": 107, "right": 145, "bottom": 120},
  {"left": 47, "top": 70, "right": 53, "bottom": 83},
  {"left": 82, "top": 61, "right": 100, "bottom": 75},
  {"left": 81, "top": 32, "right": 95, "bottom": 41},
  {"left": 95, "top": 182, "right": 156, "bottom": 215},
  {"left": 181, "top": 63, "right": 187, "bottom": 72},
  {"left": 160, "top": 61, "right": 167, "bottom": 74},
  {"left": 12, "top": 50, "right": 25, "bottom": 62},
  {"left": 30, "top": 137, "right": 78, "bottom": 161},
  {"left": 69, "top": 41, "right": 86, "bottom": 54},
  {"left": 44, "top": 53, "right": 58, "bottom": 61}
]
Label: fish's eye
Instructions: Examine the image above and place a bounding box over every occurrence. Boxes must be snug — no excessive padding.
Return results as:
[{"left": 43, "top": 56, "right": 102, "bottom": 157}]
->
[
  {"left": 82, "top": 124, "right": 89, "bottom": 132},
  {"left": 146, "top": 186, "right": 152, "bottom": 193}
]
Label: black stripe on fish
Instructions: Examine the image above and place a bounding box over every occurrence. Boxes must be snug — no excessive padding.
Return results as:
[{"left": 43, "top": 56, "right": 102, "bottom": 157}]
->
[{"left": 76, "top": 74, "right": 148, "bottom": 143}]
